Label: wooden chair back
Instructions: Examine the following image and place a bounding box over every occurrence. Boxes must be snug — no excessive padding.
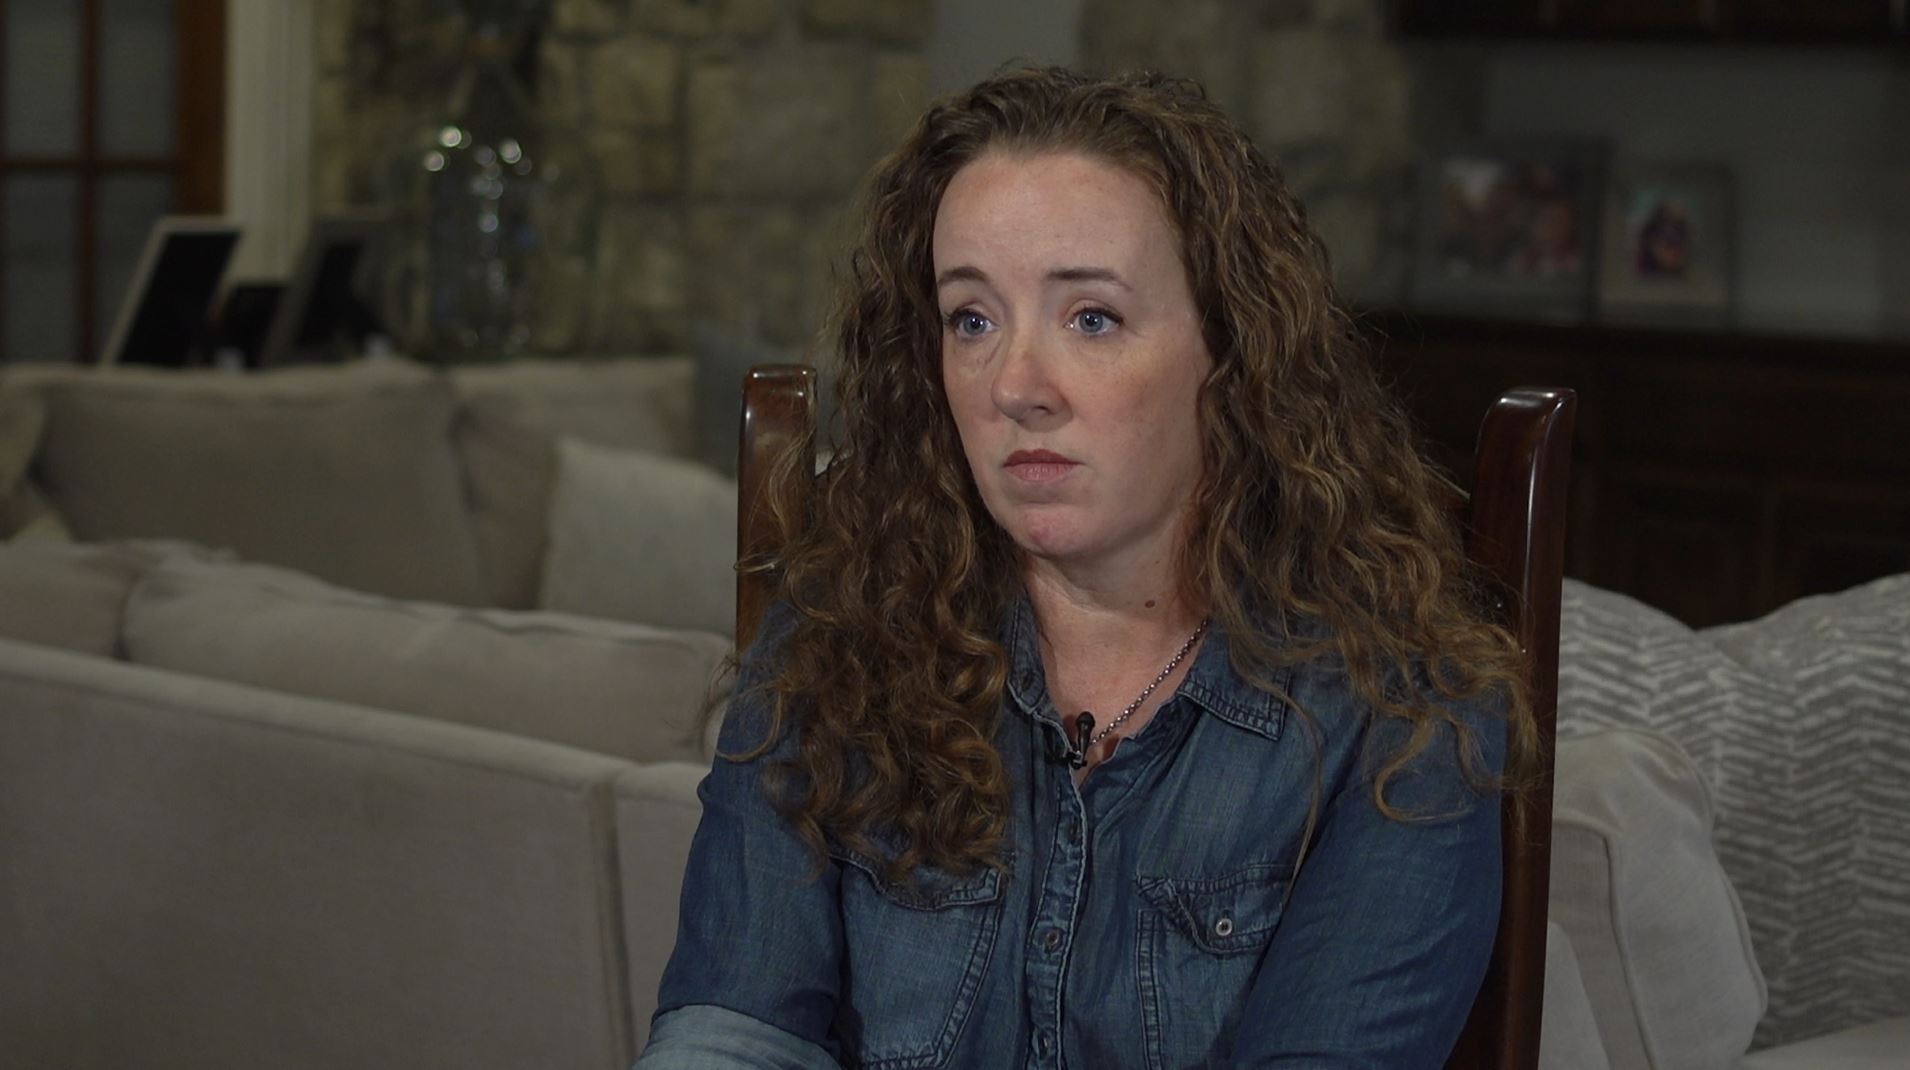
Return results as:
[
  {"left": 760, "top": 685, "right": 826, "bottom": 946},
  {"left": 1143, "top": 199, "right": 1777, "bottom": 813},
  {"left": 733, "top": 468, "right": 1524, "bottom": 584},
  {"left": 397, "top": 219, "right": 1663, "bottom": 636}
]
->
[
  {"left": 734, "top": 365, "right": 1576, "bottom": 1070},
  {"left": 1443, "top": 386, "right": 1577, "bottom": 1070}
]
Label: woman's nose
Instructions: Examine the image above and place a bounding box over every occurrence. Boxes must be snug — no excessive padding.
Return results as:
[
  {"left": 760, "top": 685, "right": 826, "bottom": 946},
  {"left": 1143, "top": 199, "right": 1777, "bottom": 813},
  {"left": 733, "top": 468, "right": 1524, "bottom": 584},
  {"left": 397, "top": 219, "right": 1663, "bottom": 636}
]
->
[{"left": 991, "top": 329, "right": 1066, "bottom": 425}]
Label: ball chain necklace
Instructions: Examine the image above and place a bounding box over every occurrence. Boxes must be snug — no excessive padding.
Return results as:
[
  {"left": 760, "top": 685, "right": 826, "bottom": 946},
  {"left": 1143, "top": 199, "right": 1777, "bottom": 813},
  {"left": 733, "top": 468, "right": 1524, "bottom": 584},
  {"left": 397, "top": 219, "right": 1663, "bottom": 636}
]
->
[{"left": 1067, "top": 617, "right": 1210, "bottom": 769}]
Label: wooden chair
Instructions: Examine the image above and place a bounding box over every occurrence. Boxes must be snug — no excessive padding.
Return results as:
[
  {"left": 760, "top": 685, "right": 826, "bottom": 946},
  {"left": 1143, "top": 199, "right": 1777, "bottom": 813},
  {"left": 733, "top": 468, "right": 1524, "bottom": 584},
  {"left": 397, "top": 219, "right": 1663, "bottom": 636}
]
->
[{"left": 734, "top": 364, "right": 1577, "bottom": 1070}]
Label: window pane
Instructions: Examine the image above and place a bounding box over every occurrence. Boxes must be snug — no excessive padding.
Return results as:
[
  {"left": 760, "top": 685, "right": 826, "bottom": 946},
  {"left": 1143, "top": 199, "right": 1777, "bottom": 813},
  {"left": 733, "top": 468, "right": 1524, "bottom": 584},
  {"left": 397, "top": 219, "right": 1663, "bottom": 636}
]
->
[
  {"left": 3, "top": 176, "right": 80, "bottom": 363},
  {"left": 101, "top": 0, "right": 177, "bottom": 156},
  {"left": 94, "top": 173, "right": 176, "bottom": 347},
  {"left": 4, "top": 0, "right": 83, "bottom": 155}
]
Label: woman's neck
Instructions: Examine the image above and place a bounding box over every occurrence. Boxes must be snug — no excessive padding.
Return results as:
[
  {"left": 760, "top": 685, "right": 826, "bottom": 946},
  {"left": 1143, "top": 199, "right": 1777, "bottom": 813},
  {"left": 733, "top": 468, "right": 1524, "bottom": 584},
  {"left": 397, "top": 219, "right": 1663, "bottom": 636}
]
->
[{"left": 1022, "top": 563, "right": 1205, "bottom": 675}]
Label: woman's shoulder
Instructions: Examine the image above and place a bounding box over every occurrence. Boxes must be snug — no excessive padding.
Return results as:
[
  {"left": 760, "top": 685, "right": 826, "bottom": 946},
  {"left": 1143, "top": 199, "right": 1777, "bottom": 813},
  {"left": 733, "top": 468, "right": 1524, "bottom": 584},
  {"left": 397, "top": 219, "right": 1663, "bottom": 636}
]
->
[
  {"left": 1261, "top": 617, "right": 1508, "bottom": 781},
  {"left": 716, "top": 600, "right": 807, "bottom": 761}
]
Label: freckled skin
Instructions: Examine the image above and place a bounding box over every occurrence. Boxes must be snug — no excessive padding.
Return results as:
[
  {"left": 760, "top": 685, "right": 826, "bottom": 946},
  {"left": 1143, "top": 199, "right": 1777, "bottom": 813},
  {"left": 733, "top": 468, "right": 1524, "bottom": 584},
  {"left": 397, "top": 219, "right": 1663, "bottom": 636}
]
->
[{"left": 934, "top": 151, "right": 1213, "bottom": 589}]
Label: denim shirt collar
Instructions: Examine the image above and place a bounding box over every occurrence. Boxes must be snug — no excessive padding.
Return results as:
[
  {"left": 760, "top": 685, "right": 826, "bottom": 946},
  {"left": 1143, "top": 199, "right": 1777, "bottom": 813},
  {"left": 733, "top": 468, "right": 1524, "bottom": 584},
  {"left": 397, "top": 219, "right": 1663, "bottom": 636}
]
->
[{"left": 1000, "top": 594, "right": 1287, "bottom": 741}]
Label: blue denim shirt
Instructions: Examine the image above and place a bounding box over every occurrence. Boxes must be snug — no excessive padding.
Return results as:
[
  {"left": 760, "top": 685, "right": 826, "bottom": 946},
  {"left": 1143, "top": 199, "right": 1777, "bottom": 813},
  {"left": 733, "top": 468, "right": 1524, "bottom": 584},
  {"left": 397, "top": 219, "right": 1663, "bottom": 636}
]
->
[{"left": 638, "top": 599, "right": 1504, "bottom": 1069}]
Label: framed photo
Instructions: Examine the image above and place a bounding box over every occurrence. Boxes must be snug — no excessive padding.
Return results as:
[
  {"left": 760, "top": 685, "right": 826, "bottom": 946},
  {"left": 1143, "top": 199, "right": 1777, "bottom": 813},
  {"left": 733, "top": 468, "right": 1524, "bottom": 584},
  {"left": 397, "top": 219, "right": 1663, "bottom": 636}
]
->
[
  {"left": 98, "top": 216, "right": 242, "bottom": 367},
  {"left": 257, "top": 212, "right": 388, "bottom": 368},
  {"left": 1410, "top": 139, "right": 1607, "bottom": 319},
  {"left": 1598, "top": 161, "right": 1734, "bottom": 319}
]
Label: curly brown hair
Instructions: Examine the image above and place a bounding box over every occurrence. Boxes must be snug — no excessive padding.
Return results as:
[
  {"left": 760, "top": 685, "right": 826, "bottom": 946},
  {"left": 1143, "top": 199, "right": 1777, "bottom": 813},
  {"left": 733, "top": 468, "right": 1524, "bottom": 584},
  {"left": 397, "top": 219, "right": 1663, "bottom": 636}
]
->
[{"left": 736, "top": 66, "right": 1535, "bottom": 882}]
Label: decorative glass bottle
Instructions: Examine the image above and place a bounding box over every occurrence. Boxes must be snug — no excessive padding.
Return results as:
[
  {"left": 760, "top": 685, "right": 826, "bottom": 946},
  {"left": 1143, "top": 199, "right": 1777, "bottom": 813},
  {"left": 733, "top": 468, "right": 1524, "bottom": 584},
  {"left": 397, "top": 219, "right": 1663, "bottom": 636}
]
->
[{"left": 384, "top": 0, "right": 595, "bottom": 361}]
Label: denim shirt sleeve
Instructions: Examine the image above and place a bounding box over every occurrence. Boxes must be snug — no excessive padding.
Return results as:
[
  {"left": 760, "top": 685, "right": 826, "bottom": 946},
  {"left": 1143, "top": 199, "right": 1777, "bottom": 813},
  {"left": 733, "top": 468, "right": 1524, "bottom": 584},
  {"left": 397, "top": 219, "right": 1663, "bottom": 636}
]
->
[
  {"left": 640, "top": 1005, "right": 841, "bottom": 1069},
  {"left": 1233, "top": 694, "right": 1507, "bottom": 1069},
  {"left": 635, "top": 606, "right": 847, "bottom": 1067}
]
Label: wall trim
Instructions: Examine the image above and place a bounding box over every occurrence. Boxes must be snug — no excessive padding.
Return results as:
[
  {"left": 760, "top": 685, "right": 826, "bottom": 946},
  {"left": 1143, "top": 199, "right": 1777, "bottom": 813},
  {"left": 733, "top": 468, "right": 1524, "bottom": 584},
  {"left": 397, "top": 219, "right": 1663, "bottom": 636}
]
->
[{"left": 223, "top": 0, "right": 313, "bottom": 279}]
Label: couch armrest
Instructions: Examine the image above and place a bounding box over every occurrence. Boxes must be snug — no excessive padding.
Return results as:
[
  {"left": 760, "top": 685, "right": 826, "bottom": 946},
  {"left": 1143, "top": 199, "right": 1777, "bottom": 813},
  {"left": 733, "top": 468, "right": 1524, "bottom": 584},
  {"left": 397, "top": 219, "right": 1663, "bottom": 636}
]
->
[
  {"left": 614, "top": 760, "right": 709, "bottom": 1051},
  {"left": 0, "top": 638, "right": 638, "bottom": 1070},
  {"left": 1543, "top": 920, "right": 1613, "bottom": 1070},
  {"left": 1550, "top": 728, "right": 1765, "bottom": 1070}
]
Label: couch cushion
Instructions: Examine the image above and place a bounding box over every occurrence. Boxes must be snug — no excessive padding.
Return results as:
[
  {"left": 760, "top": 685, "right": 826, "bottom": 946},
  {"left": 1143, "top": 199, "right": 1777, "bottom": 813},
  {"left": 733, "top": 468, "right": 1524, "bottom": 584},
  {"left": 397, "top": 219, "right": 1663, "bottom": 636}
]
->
[
  {"left": 25, "top": 359, "right": 483, "bottom": 605},
  {"left": 122, "top": 556, "right": 730, "bottom": 766},
  {"left": 1550, "top": 728, "right": 1765, "bottom": 1070},
  {"left": 0, "top": 539, "right": 228, "bottom": 657},
  {"left": 0, "top": 388, "right": 42, "bottom": 491},
  {"left": 0, "top": 391, "right": 67, "bottom": 542},
  {"left": 450, "top": 356, "right": 695, "bottom": 609},
  {"left": 1738, "top": 1014, "right": 1910, "bottom": 1070},
  {"left": 1, "top": 481, "right": 73, "bottom": 542},
  {"left": 538, "top": 437, "right": 736, "bottom": 638},
  {"left": 0, "top": 638, "right": 637, "bottom": 1070}
]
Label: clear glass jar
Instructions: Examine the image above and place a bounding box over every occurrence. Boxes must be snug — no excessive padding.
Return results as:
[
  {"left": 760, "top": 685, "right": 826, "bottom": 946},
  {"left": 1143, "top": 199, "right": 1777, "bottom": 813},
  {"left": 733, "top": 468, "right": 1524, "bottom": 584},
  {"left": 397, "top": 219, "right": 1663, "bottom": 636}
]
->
[{"left": 382, "top": 0, "right": 596, "bottom": 361}]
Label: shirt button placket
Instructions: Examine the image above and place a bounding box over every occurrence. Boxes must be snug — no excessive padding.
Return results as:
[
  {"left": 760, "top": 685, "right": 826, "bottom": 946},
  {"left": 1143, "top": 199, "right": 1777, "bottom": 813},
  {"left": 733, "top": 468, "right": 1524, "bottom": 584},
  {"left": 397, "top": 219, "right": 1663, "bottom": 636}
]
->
[{"left": 1026, "top": 741, "right": 1086, "bottom": 1070}]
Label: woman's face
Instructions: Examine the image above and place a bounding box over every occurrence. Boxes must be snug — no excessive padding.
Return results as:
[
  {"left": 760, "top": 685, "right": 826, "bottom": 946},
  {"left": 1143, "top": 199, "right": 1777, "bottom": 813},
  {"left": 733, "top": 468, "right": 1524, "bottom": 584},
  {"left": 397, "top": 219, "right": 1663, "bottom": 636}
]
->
[{"left": 934, "top": 150, "right": 1212, "bottom": 577}]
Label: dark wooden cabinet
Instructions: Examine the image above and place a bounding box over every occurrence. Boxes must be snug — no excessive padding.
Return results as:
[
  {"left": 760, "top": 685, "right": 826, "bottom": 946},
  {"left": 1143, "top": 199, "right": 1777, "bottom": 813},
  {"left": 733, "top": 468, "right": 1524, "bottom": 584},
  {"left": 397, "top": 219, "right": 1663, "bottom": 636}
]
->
[
  {"left": 1365, "top": 311, "right": 1910, "bottom": 626},
  {"left": 1393, "top": 0, "right": 1553, "bottom": 36},
  {"left": 1390, "top": 0, "right": 1908, "bottom": 41},
  {"left": 1554, "top": 0, "right": 1715, "bottom": 35},
  {"left": 1730, "top": 0, "right": 1901, "bottom": 37}
]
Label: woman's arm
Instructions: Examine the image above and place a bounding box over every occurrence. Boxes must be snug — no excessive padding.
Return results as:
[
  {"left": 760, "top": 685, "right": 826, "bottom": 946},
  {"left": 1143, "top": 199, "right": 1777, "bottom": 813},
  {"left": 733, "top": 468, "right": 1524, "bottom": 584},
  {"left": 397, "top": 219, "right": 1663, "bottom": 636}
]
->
[
  {"left": 1232, "top": 701, "right": 1507, "bottom": 1069},
  {"left": 635, "top": 609, "right": 846, "bottom": 1069}
]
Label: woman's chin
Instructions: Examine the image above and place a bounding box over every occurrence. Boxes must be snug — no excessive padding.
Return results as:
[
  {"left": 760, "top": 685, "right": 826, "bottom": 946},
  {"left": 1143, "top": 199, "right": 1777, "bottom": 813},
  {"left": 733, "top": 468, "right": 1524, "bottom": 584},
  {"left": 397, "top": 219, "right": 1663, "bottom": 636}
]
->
[{"left": 1007, "top": 518, "right": 1098, "bottom": 565}]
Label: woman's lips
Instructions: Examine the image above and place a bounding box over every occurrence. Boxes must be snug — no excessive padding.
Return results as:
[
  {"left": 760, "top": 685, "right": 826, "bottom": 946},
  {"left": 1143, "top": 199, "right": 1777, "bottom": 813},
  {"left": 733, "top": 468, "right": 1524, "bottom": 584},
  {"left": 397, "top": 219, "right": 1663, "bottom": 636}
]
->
[{"left": 1004, "top": 449, "right": 1078, "bottom": 483}]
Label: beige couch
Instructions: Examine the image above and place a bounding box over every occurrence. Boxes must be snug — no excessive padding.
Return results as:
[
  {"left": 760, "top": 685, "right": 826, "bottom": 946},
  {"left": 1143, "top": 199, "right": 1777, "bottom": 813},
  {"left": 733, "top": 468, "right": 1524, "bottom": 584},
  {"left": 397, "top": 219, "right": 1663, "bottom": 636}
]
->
[
  {"left": 0, "top": 357, "right": 737, "bottom": 1069},
  {"left": 0, "top": 540, "right": 720, "bottom": 1070},
  {"left": 1, "top": 358, "right": 1903, "bottom": 1069}
]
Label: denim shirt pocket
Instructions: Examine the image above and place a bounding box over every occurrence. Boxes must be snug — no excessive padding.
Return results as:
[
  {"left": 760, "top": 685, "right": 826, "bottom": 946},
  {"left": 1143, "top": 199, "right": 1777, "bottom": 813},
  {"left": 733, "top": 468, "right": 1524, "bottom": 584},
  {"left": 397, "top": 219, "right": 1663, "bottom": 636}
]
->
[
  {"left": 1134, "top": 863, "right": 1289, "bottom": 1070},
  {"left": 831, "top": 846, "right": 1009, "bottom": 1070}
]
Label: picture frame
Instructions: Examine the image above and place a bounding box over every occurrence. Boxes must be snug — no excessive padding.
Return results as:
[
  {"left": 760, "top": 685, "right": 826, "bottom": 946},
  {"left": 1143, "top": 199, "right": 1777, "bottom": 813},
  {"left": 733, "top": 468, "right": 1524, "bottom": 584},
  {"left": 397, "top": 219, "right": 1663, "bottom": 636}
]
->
[
  {"left": 1410, "top": 138, "right": 1608, "bottom": 319},
  {"left": 98, "top": 216, "right": 242, "bottom": 367},
  {"left": 1597, "top": 160, "right": 1734, "bottom": 320},
  {"left": 256, "top": 212, "right": 388, "bottom": 368}
]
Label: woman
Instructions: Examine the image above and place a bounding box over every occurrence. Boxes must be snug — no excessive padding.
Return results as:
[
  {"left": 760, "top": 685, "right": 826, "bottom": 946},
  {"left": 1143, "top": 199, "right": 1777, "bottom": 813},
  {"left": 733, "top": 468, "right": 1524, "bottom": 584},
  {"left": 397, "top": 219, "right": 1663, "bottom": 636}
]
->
[{"left": 638, "top": 67, "right": 1533, "bottom": 1069}]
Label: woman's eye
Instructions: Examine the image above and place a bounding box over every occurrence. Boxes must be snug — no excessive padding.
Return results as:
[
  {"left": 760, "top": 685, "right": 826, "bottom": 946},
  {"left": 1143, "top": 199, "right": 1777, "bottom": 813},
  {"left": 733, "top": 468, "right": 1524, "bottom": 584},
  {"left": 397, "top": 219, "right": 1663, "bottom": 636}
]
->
[
  {"left": 1071, "top": 308, "right": 1120, "bottom": 337},
  {"left": 946, "top": 309, "right": 993, "bottom": 339}
]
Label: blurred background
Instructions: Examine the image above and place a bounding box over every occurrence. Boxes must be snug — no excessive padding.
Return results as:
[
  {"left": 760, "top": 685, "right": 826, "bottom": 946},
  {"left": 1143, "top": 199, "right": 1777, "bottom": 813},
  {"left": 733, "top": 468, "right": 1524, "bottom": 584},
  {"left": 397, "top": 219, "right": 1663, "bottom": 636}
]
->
[{"left": 1, "top": 0, "right": 1906, "bottom": 626}]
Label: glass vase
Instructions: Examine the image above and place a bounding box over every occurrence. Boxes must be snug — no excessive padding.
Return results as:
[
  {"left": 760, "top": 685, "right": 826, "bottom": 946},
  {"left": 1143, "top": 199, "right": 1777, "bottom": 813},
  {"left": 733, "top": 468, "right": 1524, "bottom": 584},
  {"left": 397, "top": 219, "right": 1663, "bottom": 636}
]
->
[{"left": 383, "top": 0, "right": 595, "bottom": 361}]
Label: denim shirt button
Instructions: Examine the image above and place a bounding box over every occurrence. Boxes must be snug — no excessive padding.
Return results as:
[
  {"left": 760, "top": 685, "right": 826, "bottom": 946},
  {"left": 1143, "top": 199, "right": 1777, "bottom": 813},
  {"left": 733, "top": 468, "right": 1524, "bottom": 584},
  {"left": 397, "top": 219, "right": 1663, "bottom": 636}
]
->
[
  {"left": 1068, "top": 821, "right": 1082, "bottom": 844},
  {"left": 1215, "top": 916, "right": 1234, "bottom": 938},
  {"left": 1042, "top": 928, "right": 1063, "bottom": 952},
  {"left": 1035, "top": 1031, "right": 1053, "bottom": 1057}
]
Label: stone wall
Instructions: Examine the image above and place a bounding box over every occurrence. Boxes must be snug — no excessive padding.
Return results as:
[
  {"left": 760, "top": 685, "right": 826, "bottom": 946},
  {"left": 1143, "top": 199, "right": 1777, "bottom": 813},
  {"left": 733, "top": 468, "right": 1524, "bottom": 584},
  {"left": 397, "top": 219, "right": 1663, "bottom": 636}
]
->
[
  {"left": 1079, "top": 0, "right": 1480, "bottom": 304},
  {"left": 311, "top": 0, "right": 932, "bottom": 357}
]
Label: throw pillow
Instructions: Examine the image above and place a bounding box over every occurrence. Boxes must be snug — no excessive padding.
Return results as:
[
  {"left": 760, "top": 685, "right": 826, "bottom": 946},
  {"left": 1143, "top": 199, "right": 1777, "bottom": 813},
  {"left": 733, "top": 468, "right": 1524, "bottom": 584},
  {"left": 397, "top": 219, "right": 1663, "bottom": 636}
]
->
[
  {"left": 450, "top": 356, "right": 696, "bottom": 608},
  {"left": 25, "top": 360, "right": 484, "bottom": 605},
  {"left": 539, "top": 438, "right": 737, "bottom": 638},
  {"left": 122, "top": 556, "right": 732, "bottom": 766},
  {"left": 1704, "top": 574, "right": 1910, "bottom": 1043},
  {"left": 1549, "top": 728, "right": 1765, "bottom": 1070}
]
